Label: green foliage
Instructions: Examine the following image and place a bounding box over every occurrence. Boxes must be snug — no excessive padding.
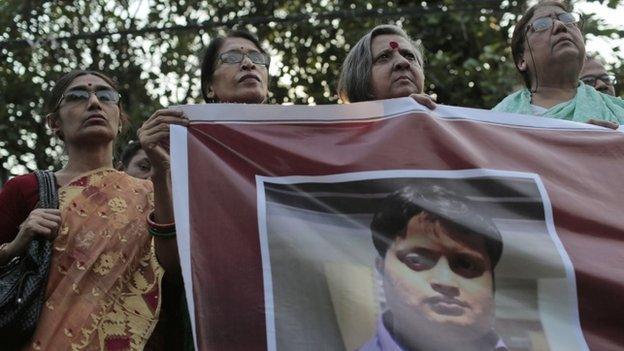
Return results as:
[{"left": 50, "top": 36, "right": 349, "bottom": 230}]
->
[{"left": 0, "top": 0, "right": 622, "bottom": 181}]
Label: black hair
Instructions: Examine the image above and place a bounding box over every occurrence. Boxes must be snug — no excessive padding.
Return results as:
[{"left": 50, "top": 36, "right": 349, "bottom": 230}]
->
[
  {"left": 371, "top": 185, "right": 503, "bottom": 269},
  {"left": 119, "top": 141, "right": 143, "bottom": 170}
]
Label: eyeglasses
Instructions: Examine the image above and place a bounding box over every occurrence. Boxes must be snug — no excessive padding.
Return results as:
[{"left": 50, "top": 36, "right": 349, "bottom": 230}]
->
[
  {"left": 580, "top": 74, "right": 616, "bottom": 87},
  {"left": 218, "top": 50, "right": 270, "bottom": 67},
  {"left": 527, "top": 12, "right": 582, "bottom": 33},
  {"left": 56, "top": 89, "right": 120, "bottom": 110}
]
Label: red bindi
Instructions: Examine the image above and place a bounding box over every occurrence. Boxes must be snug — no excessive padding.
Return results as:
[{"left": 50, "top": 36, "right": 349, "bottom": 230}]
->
[{"left": 389, "top": 41, "right": 399, "bottom": 49}]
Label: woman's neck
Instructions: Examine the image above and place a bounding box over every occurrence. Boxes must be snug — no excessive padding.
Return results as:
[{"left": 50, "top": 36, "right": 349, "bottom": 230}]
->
[
  {"left": 530, "top": 85, "right": 577, "bottom": 109},
  {"left": 530, "top": 62, "right": 580, "bottom": 108},
  {"left": 56, "top": 142, "right": 114, "bottom": 185}
]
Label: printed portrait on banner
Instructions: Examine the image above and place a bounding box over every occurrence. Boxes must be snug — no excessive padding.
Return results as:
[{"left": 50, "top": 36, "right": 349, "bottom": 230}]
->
[{"left": 257, "top": 170, "right": 586, "bottom": 351}]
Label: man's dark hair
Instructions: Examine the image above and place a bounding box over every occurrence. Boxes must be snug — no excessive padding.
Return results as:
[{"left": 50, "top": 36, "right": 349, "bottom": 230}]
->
[
  {"left": 511, "top": 1, "right": 572, "bottom": 89},
  {"left": 119, "top": 141, "right": 143, "bottom": 169},
  {"left": 370, "top": 185, "right": 503, "bottom": 269},
  {"left": 200, "top": 29, "right": 268, "bottom": 103}
]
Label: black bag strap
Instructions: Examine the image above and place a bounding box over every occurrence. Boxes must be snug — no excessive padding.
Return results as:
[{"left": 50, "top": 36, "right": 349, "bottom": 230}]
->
[{"left": 34, "top": 171, "right": 58, "bottom": 210}]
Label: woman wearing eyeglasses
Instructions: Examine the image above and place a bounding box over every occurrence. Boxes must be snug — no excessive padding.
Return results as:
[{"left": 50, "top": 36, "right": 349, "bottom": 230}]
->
[
  {"left": 0, "top": 70, "right": 188, "bottom": 350},
  {"left": 199, "top": 29, "right": 270, "bottom": 104},
  {"left": 493, "top": 1, "right": 624, "bottom": 124},
  {"left": 136, "top": 30, "right": 271, "bottom": 351}
]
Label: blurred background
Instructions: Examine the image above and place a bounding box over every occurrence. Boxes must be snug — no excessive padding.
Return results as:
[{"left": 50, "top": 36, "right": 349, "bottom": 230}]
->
[{"left": 1, "top": 0, "right": 622, "bottom": 180}]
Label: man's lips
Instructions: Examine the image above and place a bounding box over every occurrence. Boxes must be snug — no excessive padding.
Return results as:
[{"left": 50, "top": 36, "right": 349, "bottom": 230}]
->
[
  {"left": 238, "top": 74, "right": 261, "bottom": 83},
  {"left": 424, "top": 296, "right": 470, "bottom": 316}
]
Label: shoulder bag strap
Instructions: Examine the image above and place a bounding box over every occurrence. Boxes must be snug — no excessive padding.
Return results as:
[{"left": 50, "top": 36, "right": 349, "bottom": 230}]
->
[{"left": 34, "top": 171, "right": 59, "bottom": 210}]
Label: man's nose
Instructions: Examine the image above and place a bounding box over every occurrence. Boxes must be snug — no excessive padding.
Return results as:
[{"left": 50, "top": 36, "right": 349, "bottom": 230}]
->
[
  {"left": 594, "top": 79, "right": 608, "bottom": 91},
  {"left": 429, "top": 258, "right": 460, "bottom": 297}
]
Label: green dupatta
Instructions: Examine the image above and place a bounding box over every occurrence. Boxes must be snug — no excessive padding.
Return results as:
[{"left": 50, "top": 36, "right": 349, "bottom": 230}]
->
[{"left": 493, "top": 82, "right": 624, "bottom": 123}]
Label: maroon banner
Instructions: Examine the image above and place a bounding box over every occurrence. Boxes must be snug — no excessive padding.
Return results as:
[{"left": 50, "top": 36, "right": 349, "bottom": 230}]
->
[{"left": 171, "top": 100, "right": 624, "bottom": 351}]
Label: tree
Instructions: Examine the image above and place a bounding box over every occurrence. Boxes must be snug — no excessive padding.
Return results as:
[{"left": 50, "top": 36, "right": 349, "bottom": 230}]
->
[{"left": 1, "top": 0, "right": 622, "bottom": 182}]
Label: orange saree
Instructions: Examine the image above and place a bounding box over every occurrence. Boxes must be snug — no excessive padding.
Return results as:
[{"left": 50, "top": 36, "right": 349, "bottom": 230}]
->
[{"left": 25, "top": 168, "right": 164, "bottom": 351}]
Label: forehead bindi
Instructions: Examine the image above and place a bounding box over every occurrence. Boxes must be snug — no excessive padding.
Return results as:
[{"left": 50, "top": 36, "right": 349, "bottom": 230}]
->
[
  {"left": 66, "top": 74, "right": 113, "bottom": 91},
  {"left": 371, "top": 35, "right": 414, "bottom": 55},
  {"left": 220, "top": 37, "right": 260, "bottom": 54}
]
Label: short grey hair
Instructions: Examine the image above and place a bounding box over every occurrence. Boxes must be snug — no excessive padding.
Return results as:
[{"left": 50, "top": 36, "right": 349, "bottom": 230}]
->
[
  {"left": 337, "top": 24, "right": 424, "bottom": 103},
  {"left": 585, "top": 52, "right": 607, "bottom": 66}
]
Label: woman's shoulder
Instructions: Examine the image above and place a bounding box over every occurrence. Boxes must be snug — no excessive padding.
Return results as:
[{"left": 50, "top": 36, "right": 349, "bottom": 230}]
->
[
  {"left": 2, "top": 173, "right": 38, "bottom": 195},
  {"left": 0, "top": 173, "right": 39, "bottom": 243},
  {"left": 492, "top": 89, "right": 529, "bottom": 112}
]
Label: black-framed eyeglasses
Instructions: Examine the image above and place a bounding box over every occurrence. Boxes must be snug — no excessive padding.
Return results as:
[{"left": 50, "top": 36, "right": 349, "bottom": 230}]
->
[
  {"left": 580, "top": 74, "right": 616, "bottom": 87},
  {"left": 218, "top": 50, "right": 270, "bottom": 67},
  {"left": 55, "top": 89, "right": 121, "bottom": 110},
  {"left": 527, "top": 12, "right": 582, "bottom": 33}
]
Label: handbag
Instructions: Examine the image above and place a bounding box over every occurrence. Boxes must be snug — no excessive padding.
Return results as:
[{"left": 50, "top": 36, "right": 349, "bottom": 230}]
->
[{"left": 0, "top": 170, "right": 58, "bottom": 348}]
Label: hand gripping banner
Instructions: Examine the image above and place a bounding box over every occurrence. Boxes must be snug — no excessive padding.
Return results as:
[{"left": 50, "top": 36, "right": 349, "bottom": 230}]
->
[{"left": 170, "top": 98, "right": 624, "bottom": 351}]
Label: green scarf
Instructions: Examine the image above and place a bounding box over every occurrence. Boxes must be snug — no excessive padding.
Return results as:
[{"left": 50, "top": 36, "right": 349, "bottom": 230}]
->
[{"left": 493, "top": 82, "right": 624, "bottom": 123}]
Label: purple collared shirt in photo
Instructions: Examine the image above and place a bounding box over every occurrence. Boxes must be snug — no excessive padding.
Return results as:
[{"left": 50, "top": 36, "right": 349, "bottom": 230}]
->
[{"left": 357, "top": 315, "right": 507, "bottom": 351}]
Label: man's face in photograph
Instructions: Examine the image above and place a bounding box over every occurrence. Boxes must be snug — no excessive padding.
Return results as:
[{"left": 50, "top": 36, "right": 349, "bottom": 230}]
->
[{"left": 380, "top": 211, "right": 494, "bottom": 341}]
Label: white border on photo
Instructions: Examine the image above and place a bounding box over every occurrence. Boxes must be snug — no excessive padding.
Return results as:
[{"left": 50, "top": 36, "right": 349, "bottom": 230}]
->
[{"left": 256, "top": 169, "right": 589, "bottom": 351}]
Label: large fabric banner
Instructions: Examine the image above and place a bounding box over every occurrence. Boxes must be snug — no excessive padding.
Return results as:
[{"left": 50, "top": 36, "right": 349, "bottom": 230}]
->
[{"left": 170, "top": 98, "right": 624, "bottom": 351}]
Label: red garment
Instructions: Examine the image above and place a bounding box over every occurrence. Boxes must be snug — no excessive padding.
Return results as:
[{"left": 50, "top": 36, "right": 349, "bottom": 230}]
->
[{"left": 0, "top": 173, "right": 38, "bottom": 243}]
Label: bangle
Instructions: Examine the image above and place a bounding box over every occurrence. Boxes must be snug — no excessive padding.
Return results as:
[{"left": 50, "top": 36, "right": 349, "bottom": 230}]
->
[
  {"left": 0, "top": 243, "right": 20, "bottom": 267},
  {"left": 148, "top": 226, "right": 176, "bottom": 238},
  {"left": 147, "top": 211, "right": 175, "bottom": 231}
]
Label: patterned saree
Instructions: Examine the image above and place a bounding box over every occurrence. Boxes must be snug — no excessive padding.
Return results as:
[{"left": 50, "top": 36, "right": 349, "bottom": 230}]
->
[{"left": 25, "top": 168, "right": 164, "bottom": 351}]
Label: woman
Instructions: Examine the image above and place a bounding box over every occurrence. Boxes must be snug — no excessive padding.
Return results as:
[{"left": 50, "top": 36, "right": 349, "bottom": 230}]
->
[
  {"left": 147, "top": 28, "right": 270, "bottom": 270},
  {"left": 493, "top": 1, "right": 624, "bottom": 124},
  {"left": 140, "top": 29, "right": 271, "bottom": 350},
  {"left": 200, "top": 29, "right": 270, "bottom": 104},
  {"left": 0, "top": 70, "right": 187, "bottom": 350},
  {"left": 337, "top": 24, "right": 436, "bottom": 109}
]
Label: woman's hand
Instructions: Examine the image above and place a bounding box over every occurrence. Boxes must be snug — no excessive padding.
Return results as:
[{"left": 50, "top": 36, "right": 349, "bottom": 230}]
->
[
  {"left": 410, "top": 93, "right": 437, "bottom": 110},
  {"left": 587, "top": 118, "right": 619, "bottom": 130},
  {"left": 137, "top": 109, "right": 190, "bottom": 174},
  {"left": 1, "top": 208, "right": 61, "bottom": 262}
]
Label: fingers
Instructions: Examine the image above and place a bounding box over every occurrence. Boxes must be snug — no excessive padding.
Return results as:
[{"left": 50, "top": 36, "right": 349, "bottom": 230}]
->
[
  {"left": 587, "top": 118, "right": 619, "bottom": 130},
  {"left": 35, "top": 209, "right": 62, "bottom": 222},
  {"left": 18, "top": 209, "right": 62, "bottom": 242},
  {"left": 141, "top": 109, "right": 188, "bottom": 130},
  {"left": 138, "top": 111, "right": 189, "bottom": 152},
  {"left": 139, "top": 129, "right": 171, "bottom": 150},
  {"left": 410, "top": 93, "right": 437, "bottom": 110}
]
